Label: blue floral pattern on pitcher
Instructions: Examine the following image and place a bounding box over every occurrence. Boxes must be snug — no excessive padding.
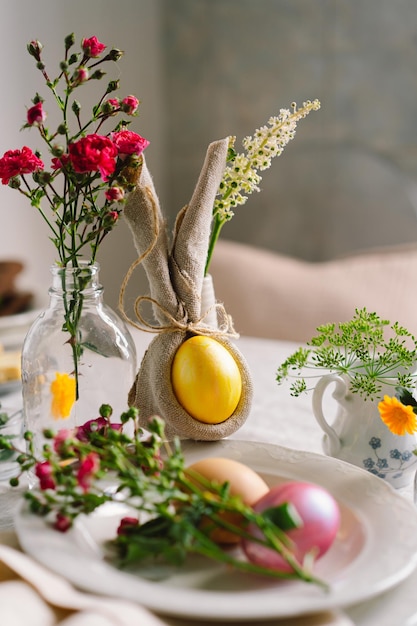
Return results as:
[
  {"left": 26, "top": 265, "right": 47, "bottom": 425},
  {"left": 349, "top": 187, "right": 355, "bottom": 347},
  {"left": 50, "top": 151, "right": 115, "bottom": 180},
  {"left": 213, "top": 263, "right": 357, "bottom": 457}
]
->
[{"left": 363, "top": 437, "right": 415, "bottom": 481}]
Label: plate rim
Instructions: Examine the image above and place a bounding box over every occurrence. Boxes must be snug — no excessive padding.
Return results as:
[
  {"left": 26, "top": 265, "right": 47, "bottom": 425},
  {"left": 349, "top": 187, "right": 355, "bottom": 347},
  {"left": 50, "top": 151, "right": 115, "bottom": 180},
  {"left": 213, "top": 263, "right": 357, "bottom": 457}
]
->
[{"left": 14, "top": 439, "right": 417, "bottom": 621}]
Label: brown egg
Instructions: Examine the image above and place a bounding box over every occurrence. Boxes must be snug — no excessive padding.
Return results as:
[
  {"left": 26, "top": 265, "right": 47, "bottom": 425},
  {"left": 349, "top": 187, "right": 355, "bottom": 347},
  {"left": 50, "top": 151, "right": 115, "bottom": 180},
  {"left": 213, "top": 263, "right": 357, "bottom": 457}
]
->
[{"left": 185, "top": 457, "right": 269, "bottom": 544}]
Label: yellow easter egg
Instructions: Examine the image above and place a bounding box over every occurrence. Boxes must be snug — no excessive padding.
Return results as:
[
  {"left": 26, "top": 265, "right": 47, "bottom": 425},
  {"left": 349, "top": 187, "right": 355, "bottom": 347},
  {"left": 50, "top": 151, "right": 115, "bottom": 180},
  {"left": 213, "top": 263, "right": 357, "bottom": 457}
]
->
[{"left": 171, "top": 335, "right": 242, "bottom": 424}]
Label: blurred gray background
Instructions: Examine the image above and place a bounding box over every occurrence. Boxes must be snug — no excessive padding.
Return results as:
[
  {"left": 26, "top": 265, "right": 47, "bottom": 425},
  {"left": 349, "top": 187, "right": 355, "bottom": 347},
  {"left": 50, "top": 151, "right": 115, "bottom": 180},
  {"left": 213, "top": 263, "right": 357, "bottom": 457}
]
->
[{"left": 1, "top": 0, "right": 417, "bottom": 312}]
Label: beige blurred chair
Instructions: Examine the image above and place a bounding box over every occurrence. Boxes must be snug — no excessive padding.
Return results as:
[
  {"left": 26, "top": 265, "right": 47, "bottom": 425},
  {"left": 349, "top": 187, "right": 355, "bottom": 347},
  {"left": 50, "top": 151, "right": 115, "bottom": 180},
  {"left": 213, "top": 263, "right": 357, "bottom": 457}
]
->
[{"left": 210, "top": 239, "right": 417, "bottom": 342}]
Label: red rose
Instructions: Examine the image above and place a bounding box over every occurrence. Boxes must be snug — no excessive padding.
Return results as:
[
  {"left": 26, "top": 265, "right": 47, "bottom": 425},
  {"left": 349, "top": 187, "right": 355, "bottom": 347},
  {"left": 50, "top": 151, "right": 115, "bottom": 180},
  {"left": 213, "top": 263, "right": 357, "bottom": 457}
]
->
[
  {"left": 68, "top": 134, "right": 118, "bottom": 181},
  {"left": 27, "top": 102, "right": 46, "bottom": 126},
  {"left": 112, "top": 130, "right": 150, "bottom": 156},
  {"left": 81, "top": 36, "right": 106, "bottom": 58},
  {"left": 0, "top": 146, "right": 44, "bottom": 184}
]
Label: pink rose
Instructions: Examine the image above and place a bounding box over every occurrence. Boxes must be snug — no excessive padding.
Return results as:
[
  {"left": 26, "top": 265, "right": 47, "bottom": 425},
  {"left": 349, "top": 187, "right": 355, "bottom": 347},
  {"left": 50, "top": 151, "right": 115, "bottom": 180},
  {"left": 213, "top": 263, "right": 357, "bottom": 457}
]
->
[
  {"left": 27, "top": 102, "right": 46, "bottom": 126},
  {"left": 112, "top": 130, "right": 150, "bottom": 156},
  {"left": 105, "top": 186, "right": 125, "bottom": 202},
  {"left": 35, "top": 461, "right": 56, "bottom": 491},
  {"left": 81, "top": 36, "right": 106, "bottom": 58},
  {"left": 121, "top": 95, "right": 139, "bottom": 115},
  {"left": 68, "top": 134, "right": 118, "bottom": 181},
  {"left": 0, "top": 146, "right": 44, "bottom": 184},
  {"left": 77, "top": 452, "right": 100, "bottom": 492}
]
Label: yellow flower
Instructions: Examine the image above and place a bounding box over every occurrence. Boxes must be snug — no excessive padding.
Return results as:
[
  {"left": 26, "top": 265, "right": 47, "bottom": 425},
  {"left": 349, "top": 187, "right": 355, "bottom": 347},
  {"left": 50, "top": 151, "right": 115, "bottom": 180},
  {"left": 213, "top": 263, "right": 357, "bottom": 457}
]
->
[
  {"left": 378, "top": 395, "right": 417, "bottom": 436},
  {"left": 50, "top": 372, "right": 76, "bottom": 420}
]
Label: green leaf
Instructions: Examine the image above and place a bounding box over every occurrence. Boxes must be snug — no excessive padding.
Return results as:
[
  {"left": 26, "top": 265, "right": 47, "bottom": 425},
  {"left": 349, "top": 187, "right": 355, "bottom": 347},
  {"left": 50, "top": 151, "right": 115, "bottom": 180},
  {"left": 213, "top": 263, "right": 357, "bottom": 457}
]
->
[
  {"left": 395, "top": 386, "right": 417, "bottom": 408},
  {"left": 262, "top": 502, "right": 303, "bottom": 531}
]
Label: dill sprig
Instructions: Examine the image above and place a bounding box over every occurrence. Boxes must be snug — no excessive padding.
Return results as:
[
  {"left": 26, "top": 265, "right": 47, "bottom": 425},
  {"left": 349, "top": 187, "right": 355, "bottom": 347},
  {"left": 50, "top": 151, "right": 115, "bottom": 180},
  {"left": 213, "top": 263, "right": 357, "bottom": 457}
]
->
[{"left": 276, "top": 308, "right": 417, "bottom": 399}]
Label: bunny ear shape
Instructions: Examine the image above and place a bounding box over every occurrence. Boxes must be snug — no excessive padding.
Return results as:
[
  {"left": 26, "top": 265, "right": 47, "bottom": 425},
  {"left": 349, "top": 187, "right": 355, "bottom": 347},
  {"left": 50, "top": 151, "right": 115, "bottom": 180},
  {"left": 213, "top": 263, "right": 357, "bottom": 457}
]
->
[
  {"left": 170, "top": 138, "right": 229, "bottom": 323},
  {"left": 123, "top": 157, "right": 181, "bottom": 325}
]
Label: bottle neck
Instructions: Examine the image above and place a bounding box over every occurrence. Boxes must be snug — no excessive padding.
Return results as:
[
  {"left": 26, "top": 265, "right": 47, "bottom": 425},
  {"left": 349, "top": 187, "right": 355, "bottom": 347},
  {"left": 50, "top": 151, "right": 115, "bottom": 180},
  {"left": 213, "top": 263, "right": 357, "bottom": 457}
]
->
[{"left": 49, "top": 262, "right": 103, "bottom": 298}]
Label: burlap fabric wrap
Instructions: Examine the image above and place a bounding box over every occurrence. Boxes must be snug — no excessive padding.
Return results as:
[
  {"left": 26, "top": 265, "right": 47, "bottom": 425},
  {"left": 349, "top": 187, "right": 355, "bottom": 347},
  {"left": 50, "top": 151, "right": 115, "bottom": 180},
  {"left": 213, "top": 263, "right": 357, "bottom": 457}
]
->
[{"left": 123, "top": 138, "right": 253, "bottom": 440}]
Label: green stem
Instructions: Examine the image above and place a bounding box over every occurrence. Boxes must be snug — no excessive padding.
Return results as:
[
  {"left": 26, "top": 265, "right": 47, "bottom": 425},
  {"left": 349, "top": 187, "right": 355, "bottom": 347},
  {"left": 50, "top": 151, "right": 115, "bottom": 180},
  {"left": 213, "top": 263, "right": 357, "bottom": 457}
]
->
[
  {"left": 205, "top": 213, "right": 225, "bottom": 276},
  {"left": 185, "top": 521, "right": 327, "bottom": 589},
  {"left": 60, "top": 268, "right": 82, "bottom": 401}
]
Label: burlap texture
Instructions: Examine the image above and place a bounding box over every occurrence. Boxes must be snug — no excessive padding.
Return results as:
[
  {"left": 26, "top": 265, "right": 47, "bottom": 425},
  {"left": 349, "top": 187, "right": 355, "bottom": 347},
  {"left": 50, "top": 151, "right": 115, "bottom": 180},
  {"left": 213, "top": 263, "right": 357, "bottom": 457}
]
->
[{"left": 123, "top": 138, "right": 253, "bottom": 440}]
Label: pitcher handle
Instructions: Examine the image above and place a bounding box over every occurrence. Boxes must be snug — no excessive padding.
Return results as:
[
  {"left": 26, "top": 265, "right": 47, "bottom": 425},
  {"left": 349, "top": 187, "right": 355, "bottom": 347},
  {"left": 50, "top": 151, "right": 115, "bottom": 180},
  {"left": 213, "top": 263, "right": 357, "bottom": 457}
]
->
[{"left": 312, "top": 373, "right": 349, "bottom": 455}]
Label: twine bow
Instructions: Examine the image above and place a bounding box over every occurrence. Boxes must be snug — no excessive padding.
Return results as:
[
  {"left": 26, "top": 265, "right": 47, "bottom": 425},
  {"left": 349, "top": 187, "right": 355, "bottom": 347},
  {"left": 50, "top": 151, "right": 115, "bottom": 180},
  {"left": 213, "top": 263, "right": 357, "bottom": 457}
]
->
[{"left": 125, "top": 293, "right": 238, "bottom": 338}]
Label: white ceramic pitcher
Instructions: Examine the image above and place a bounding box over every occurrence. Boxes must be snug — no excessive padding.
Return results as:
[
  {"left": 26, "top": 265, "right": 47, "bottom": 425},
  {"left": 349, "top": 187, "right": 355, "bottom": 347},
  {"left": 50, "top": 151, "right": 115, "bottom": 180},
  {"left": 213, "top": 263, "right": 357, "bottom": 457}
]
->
[{"left": 312, "top": 373, "right": 417, "bottom": 488}]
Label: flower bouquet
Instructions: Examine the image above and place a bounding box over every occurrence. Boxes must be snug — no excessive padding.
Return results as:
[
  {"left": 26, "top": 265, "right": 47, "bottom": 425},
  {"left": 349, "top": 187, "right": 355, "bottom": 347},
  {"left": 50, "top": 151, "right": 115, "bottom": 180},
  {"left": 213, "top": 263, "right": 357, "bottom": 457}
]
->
[{"left": 0, "top": 34, "right": 149, "bottom": 445}]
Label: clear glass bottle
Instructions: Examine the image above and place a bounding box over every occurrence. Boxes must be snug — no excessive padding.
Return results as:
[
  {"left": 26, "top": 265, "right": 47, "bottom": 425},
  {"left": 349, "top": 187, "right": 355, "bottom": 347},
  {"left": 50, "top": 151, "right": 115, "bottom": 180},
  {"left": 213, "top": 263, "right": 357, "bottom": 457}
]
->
[
  {"left": 21, "top": 262, "right": 137, "bottom": 455},
  {"left": 200, "top": 274, "right": 218, "bottom": 328}
]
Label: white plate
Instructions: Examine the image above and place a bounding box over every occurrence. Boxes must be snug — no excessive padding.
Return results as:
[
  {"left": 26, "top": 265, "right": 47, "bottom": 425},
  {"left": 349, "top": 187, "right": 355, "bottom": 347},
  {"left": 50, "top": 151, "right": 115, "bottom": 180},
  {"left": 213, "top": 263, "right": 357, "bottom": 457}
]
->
[{"left": 14, "top": 440, "right": 417, "bottom": 621}]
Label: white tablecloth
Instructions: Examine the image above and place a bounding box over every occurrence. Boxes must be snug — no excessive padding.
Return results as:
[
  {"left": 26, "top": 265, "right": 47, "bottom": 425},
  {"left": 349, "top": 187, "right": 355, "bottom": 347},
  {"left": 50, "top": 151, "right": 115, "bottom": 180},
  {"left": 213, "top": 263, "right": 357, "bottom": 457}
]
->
[{"left": 1, "top": 331, "right": 417, "bottom": 626}]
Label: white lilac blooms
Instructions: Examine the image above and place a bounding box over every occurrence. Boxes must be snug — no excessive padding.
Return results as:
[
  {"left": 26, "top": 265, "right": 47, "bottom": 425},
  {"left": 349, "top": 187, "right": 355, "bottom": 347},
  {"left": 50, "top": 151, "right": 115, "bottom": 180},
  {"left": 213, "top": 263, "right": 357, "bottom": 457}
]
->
[{"left": 214, "top": 99, "right": 321, "bottom": 222}]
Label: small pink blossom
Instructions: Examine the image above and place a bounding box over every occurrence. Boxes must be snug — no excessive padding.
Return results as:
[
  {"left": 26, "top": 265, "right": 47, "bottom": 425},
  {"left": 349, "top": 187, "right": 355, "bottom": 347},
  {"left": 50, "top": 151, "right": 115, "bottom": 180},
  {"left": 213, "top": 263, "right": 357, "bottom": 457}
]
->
[
  {"left": 27, "top": 40, "right": 43, "bottom": 61},
  {"left": 0, "top": 146, "right": 44, "bottom": 184},
  {"left": 51, "top": 154, "right": 70, "bottom": 170},
  {"left": 73, "top": 67, "right": 89, "bottom": 84},
  {"left": 102, "top": 98, "right": 120, "bottom": 116},
  {"left": 54, "top": 513, "right": 72, "bottom": 532},
  {"left": 76, "top": 416, "right": 122, "bottom": 442},
  {"left": 53, "top": 428, "right": 74, "bottom": 454},
  {"left": 105, "top": 186, "right": 125, "bottom": 202},
  {"left": 27, "top": 102, "right": 46, "bottom": 126},
  {"left": 35, "top": 461, "right": 56, "bottom": 490},
  {"left": 112, "top": 130, "right": 150, "bottom": 156},
  {"left": 77, "top": 452, "right": 100, "bottom": 492},
  {"left": 81, "top": 36, "right": 106, "bottom": 58},
  {"left": 106, "top": 211, "right": 119, "bottom": 223},
  {"left": 69, "top": 134, "right": 118, "bottom": 181},
  {"left": 117, "top": 517, "right": 139, "bottom": 536},
  {"left": 121, "top": 95, "right": 139, "bottom": 115}
]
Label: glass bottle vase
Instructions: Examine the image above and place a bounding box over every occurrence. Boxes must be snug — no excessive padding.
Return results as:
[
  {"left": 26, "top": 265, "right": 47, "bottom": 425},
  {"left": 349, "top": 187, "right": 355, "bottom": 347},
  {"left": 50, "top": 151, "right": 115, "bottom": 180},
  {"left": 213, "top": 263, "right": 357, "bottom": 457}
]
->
[
  {"left": 200, "top": 274, "right": 218, "bottom": 329},
  {"left": 21, "top": 262, "right": 137, "bottom": 455}
]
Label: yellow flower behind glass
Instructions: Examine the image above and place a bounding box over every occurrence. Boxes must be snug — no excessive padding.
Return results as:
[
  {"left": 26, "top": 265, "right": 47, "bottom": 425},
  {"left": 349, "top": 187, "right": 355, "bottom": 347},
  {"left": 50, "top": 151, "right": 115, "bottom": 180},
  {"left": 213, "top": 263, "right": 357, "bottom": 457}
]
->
[
  {"left": 50, "top": 372, "right": 76, "bottom": 420},
  {"left": 378, "top": 395, "right": 417, "bottom": 436}
]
